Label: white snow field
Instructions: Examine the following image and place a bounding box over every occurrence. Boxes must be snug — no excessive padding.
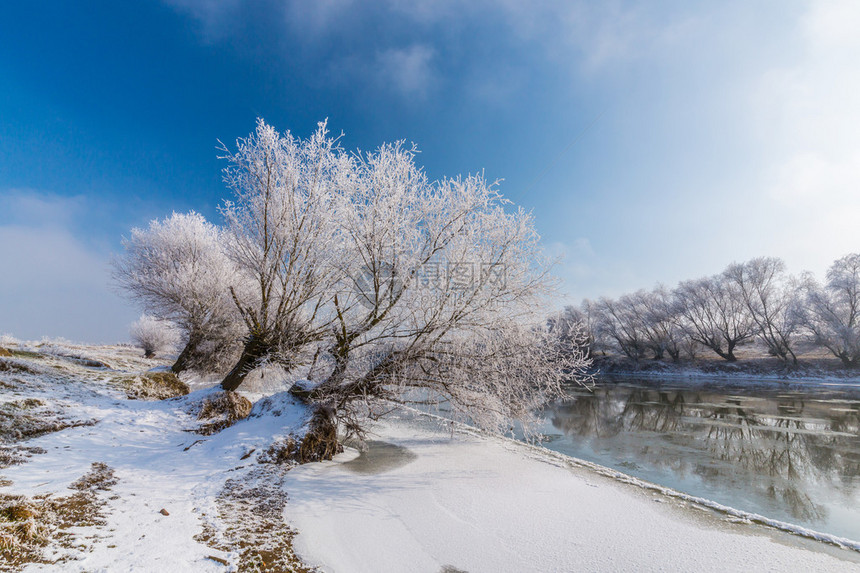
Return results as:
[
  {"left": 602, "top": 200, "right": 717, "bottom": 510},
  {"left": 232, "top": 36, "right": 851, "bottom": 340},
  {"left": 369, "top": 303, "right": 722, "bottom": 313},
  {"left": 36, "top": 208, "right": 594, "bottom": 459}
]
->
[
  {"left": 1, "top": 342, "right": 859, "bottom": 572},
  {"left": 284, "top": 414, "right": 860, "bottom": 573}
]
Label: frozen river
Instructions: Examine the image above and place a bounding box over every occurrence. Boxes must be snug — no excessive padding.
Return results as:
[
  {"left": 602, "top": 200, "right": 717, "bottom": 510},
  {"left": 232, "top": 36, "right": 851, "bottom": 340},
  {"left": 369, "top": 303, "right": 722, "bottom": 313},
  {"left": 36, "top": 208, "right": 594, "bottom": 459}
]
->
[{"left": 535, "top": 377, "right": 860, "bottom": 542}]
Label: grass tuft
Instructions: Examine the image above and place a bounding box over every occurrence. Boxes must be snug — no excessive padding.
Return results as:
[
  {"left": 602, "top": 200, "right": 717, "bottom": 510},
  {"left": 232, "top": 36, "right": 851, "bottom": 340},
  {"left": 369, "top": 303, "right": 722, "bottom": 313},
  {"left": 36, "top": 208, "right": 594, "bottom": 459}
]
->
[
  {"left": 296, "top": 407, "right": 343, "bottom": 463},
  {"left": 195, "top": 391, "right": 253, "bottom": 435},
  {"left": 113, "top": 372, "right": 190, "bottom": 400}
]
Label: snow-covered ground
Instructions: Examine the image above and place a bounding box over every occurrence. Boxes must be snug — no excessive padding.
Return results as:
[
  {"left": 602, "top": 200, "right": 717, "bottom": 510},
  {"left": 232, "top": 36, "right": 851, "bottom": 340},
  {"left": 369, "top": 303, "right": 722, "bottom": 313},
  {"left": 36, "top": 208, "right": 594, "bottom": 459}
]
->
[
  {"left": 284, "top": 413, "right": 860, "bottom": 573},
  {"left": 2, "top": 342, "right": 860, "bottom": 572},
  {"left": 0, "top": 342, "right": 311, "bottom": 571}
]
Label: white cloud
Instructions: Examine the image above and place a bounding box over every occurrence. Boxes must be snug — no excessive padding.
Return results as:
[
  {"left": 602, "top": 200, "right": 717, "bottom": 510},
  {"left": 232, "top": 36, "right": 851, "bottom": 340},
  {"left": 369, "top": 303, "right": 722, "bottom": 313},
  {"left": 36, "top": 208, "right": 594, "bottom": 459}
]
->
[
  {"left": 161, "top": 0, "right": 243, "bottom": 42},
  {"left": 374, "top": 45, "right": 437, "bottom": 99},
  {"left": 746, "top": 0, "right": 860, "bottom": 275},
  {"left": 165, "top": 0, "right": 357, "bottom": 43},
  {"left": 0, "top": 190, "right": 137, "bottom": 342},
  {"left": 161, "top": 0, "right": 677, "bottom": 101},
  {"left": 283, "top": 0, "right": 356, "bottom": 35},
  {"left": 158, "top": 0, "right": 860, "bottom": 294},
  {"left": 755, "top": 1, "right": 860, "bottom": 179},
  {"left": 0, "top": 189, "right": 86, "bottom": 226}
]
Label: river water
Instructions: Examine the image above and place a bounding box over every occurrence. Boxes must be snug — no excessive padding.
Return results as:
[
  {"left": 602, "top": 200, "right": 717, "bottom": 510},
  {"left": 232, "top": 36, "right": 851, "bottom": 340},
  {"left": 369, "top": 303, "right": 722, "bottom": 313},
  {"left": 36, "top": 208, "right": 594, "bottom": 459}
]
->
[{"left": 534, "top": 377, "right": 860, "bottom": 541}]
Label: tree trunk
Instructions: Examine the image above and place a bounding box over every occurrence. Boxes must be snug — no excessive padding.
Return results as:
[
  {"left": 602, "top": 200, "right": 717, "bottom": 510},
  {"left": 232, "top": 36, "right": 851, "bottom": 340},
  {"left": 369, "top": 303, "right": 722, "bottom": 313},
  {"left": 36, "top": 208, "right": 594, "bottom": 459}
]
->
[
  {"left": 724, "top": 340, "right": 737, "bottom": 362},
  {"left": 710, "top": 345, "right": 736, "bottom": 362},
  {"left": 171, "top": 332, "right": 202, "bottom": 374},
  {"left": 838, "top": 352, "right": 860, "bottom": 369},
  {"left": 220, "top": 335, "right": 267, "bottom": 391},
  {"left": 312, "top": 350, "right": 397, "bottom": 404}
]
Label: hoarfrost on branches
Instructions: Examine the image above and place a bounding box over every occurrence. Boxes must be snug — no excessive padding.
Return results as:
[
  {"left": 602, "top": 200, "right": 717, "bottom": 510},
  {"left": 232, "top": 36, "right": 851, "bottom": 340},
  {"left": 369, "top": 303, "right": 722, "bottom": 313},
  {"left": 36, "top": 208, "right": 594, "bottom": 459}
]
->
[
  {"left": 116, "top": 118, "right": 591, "bottom": 441},
  {"left": 724, "top": 257, "right": 800, "bottom": 365},
  {"left": 672, "top": 275, "right": 756, "bottom": 362},
  {"left": 113, "top": 211, "right": 243, "bottom": 372},
  {"left": 129, "top": 314, "right": 179, "bottom": 358},
  {"left": 799, "top": 254, "right": 860, "bottom": 368}
]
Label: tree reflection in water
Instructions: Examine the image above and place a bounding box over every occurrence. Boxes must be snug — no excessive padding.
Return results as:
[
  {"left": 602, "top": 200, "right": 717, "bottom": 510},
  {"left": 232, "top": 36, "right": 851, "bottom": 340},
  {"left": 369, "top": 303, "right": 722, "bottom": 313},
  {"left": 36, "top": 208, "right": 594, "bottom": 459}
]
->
[{"left": 545, "top": 381, "right": 860, "bottom": 528}]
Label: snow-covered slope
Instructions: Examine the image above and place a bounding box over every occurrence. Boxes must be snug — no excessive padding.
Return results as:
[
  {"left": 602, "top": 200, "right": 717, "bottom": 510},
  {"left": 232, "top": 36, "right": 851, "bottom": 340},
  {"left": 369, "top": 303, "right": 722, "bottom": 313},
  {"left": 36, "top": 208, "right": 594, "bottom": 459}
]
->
[{"left": 0, "top": 343, "right": 310, "bottom": 571}]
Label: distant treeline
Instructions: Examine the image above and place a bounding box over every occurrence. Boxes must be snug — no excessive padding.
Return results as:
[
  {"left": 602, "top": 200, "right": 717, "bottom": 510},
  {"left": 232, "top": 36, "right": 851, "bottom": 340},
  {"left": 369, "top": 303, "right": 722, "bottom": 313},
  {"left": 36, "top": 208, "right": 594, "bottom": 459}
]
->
[{"left": 551, "top": 254, "right": 860, "bottom": 368}]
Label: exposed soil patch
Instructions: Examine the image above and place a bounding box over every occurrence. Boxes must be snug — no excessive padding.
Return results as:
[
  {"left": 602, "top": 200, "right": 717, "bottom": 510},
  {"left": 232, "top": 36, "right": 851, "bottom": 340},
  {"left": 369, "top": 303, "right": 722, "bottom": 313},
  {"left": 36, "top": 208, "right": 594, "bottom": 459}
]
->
[
  {"left": 0, "top": 462, "right": 117, "bottom": 571},
  {"left": 195, "top": 466, "right": 316, "bottom": 572}
]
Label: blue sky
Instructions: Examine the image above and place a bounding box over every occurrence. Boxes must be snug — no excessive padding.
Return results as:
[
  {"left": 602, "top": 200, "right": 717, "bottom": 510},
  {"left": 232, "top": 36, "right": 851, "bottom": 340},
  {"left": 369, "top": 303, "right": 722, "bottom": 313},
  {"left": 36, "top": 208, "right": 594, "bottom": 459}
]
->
[{"left": 2, "top": 1, "right": 859, "bottom": 342}]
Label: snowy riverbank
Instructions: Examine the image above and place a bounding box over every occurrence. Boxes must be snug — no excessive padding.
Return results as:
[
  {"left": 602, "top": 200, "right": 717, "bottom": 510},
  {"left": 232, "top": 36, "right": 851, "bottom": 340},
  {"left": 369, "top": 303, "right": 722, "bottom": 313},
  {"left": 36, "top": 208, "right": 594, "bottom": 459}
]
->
[
  {"left": 284, "top": 413, "right": 860, "bottom": 573},
  {"left": 590, "top": 355, "right": 860, "bottom": 388},
  {"left": 2, "top": 343, "right": 859, "bottom": 571}
]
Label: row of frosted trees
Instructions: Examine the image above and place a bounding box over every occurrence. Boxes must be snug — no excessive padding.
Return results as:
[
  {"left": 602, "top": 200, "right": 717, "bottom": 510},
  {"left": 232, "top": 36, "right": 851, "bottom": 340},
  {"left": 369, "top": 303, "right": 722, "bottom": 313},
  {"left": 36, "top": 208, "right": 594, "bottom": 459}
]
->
[{"left": 555, "top": 255, "right": 860, "bottom": 367}]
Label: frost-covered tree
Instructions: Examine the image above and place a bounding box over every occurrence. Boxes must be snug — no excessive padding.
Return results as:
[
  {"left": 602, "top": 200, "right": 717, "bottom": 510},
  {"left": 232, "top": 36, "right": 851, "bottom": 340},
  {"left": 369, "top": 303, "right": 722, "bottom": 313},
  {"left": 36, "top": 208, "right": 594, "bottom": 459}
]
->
[
  {"left": 636, "top": 287, "right": 685, "bottom": 362},
  {"left": 548, "top": 306, "right": 590, "bottom": 353},
  {"left": 591, "top": 289, "right": 684, "bottom": 362},
  {"left": 592, "top": 295, "right": 649, "bottom": 361},
  {"left": 217, "top": 120, "right": 350, "bottom": 391},
  {"left": 673, "top": 274, "right": 756, "bottom": 361},
  {"left": 129, "top": 314, "right": 179, "bottom": 358},
  {"left": 217, "top": 119, "right": 590, "bottom": 439},
  {"left": 798, "top": 254, "right": 860, "bottom": 368},
  {"left": 579, "top": 299, "right": 611, "bottom": 356},
  {"left": 549, "top": 302, "right": 610, "bottom": 359},
  {"left": 113, "top": 212, "right": 242, "bottom": 373},
  {"left": 304, "top": 140, "right": 587, "bottom": 437},
  {"left": 724, "top": 257, "right": 800, "bottom": 365}
]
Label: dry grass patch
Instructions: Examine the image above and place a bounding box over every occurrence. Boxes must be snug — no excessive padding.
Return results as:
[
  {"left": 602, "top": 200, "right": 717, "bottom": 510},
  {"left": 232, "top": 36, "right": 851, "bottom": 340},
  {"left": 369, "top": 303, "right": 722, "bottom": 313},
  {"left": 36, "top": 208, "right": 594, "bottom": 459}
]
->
[
  {"left": 0, "top": 349, "right": 11, "bottom": 358},
  {"left": 0, "top": 359, "right": 38, "bottom": 375},
  {"left": 0, "top": 462, "right": 117, "bottom": 570},
  {"left": 295, "top": 407, "right": 343, "bottom": 463},
  {"left": 195, "top": 391, "right": 253, "bottom": 435},
  {"left": 10, "top": 350, "right": 43, "bottom": 360},
  {"left": 66, "top": 357, "right": 111, "bottom": 369},
  {"left": 113, "top": 371, "right": 189, "bottom": 400},
  {"left": 257, "top": 437, "right": 299, "bottom": 465},
  {"left": 254, "top": 408, "right": 341, "bottom": 465},
  {"left": 0, "top": 401, "right": 96, "bottom": 444},
  {"left": 0, "top": 446, "right": 46, "bottom": 470}
]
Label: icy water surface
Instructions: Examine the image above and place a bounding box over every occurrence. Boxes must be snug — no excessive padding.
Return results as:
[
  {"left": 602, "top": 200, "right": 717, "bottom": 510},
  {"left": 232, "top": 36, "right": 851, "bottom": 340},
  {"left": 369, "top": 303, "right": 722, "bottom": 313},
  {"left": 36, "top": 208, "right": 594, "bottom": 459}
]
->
[
  {"left": 536, "top": 377, "right": 860, "bottom": 541},
  {"left": 342, "top": 440, "right": 417, "bottom": 474}
]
